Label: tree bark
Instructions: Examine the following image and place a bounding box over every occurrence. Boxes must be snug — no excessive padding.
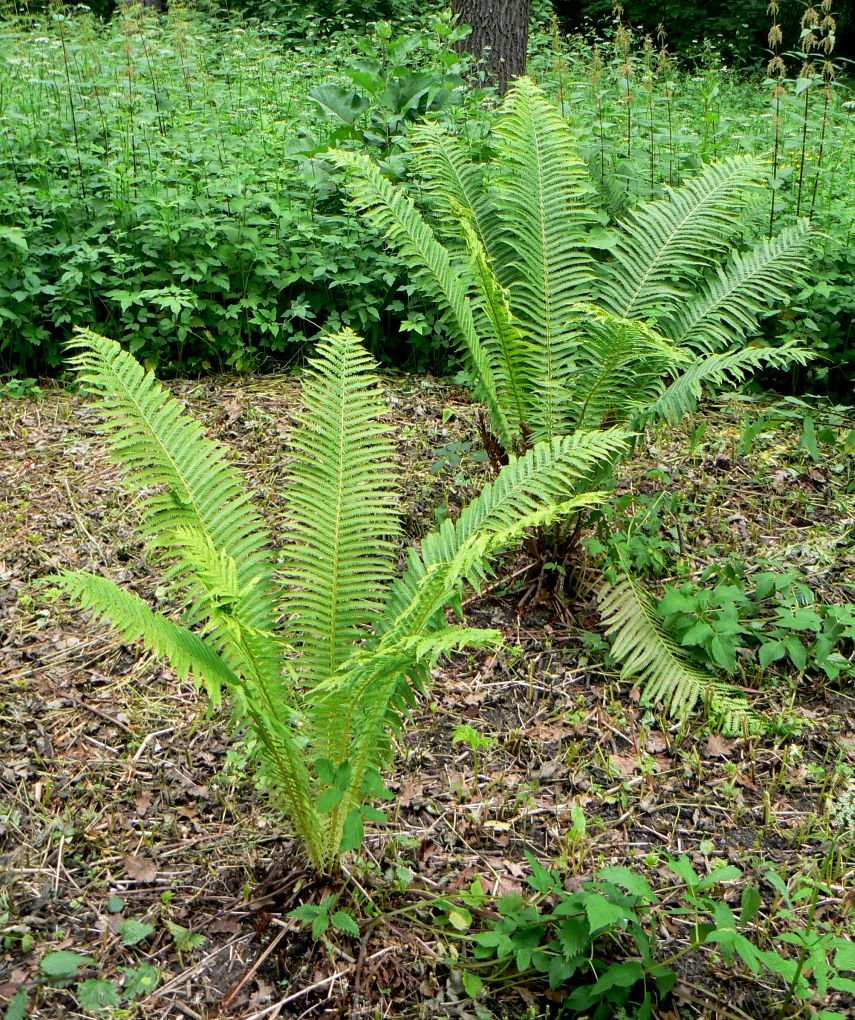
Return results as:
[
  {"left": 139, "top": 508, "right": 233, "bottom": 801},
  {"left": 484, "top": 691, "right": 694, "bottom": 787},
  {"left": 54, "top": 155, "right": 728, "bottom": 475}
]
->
[{"left": 452, "top": 0, "right": 531, "bottom": 94}]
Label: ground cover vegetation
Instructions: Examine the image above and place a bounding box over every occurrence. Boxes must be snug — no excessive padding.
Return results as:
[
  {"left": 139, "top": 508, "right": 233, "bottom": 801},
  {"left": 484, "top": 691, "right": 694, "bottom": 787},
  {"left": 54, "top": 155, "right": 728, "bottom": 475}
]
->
[{"left": 1, "top": 1, "right": 854, "bottom": 1018}]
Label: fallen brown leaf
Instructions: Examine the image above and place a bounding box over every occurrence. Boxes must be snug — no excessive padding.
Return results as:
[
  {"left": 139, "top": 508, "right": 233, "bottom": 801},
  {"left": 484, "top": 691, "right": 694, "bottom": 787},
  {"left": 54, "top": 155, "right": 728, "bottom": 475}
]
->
[{"left": 122, "top": 855, "right": 157, "bottom": 883}]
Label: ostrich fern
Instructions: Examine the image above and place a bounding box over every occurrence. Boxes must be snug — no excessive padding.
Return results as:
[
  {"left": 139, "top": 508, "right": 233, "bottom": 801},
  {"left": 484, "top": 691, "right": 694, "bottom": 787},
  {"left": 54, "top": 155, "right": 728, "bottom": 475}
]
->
[
  {"left": 328, "top": 77, "right": 813, "bottom": 449},
  {"left": 48, "top": 328, "right": 628, "bottom": 871},
  {"left": 329, "top": 78, "right": 815, "bottom": 734}
]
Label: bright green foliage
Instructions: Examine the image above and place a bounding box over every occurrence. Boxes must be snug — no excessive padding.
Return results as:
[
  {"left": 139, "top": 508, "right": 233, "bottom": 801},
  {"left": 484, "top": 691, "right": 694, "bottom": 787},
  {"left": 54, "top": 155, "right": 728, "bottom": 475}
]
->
[
  {"left": 439, "top": 853, "right": 855, "bottom": 1016},
  {"left": 48, "top": 329, "right": 627, "bottom": 871},
  {"left": 0, "top": 8, "right": 470, "bottom": 377},
  {"left": 598, "top": 574, "right": 759, "bottom": 732},
  {"left": 330, "top": 77, "right": 813, "bottom": 451},
  {"left": 331, "top": 77, "right": 815, "bottom": 733},
  {"left": 282, "top": 337, "right": 399, "bottom": 684}
]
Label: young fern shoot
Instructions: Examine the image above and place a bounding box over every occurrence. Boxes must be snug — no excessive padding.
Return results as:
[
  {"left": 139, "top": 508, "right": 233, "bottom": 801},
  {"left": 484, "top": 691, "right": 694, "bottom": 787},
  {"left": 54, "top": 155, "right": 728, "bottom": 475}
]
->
[{"left": 48, "top": 329, "right": 628, "bottom": 871}]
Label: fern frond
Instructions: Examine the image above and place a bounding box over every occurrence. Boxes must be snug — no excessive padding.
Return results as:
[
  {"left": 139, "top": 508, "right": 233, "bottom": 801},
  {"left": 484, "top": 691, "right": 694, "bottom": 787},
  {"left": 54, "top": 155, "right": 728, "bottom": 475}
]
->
[
  {"left": 598, "top": 574, "right": 760, "bottom": 733},
  {"left": 598, "top": 156, "right": 767, "bottom": 322},
  {"left": 410, "top": 122, "right": 497, "bottom": 252},
  {"left": 49, "top": 572, "right": 322, "bottom": 864},
  {"left": 564, "top": 304, "right": 689, "bottom": 432},
  {"left": 47, "top": 570, "right": 239, "bottom": 705},
  {"left": 281, "top": 330, "right": 399, "bottom": 687},
  {"left": 309, "top": 547, "right": 503, "bottom": 864},
  {"left": 67, "top": 330, "right": 291, "bottom": 728},
  {"left": 68, "top": 330, "right": 275, "bottom": 632},
  {"left": 384, "top": 429, "right": 630, "bottom": 627},
  {"left": 661, "top": 221, "right": 813, "bottom": 352},
  {"left": 491, "top": 78, "right": 599, "bottom": 438},
  {"left": 645, "top": 343, "right": 813, "bottom": 424},
  {"left": 327, "top": 150, "right": 513, "bottom": 447},
  {"left": 457, "top": 207, "right": 534, "bottom": 436}
]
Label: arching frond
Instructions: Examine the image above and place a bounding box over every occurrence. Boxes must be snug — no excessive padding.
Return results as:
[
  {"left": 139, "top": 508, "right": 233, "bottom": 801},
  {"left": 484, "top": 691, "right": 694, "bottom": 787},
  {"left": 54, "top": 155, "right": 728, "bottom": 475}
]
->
[
  {"left": 562, "top": 304, "right": 689, "bottom": 432},
  {"left": 47, "top": 570, "right": 240, "bottom": 706},
  {"left": 645, "top": 342, "right": 813, "bottom": 424},
  {"left": 327, "top": 150, "right": 512, "bottom": 447},
  {"left": 661, "top": 221, "right": 813, "bottom": 352},
  {"left": 458, "top": 207, "right": 534, "bottom": 436},
  {"left": 281, "top": 330, "right": 398, "bottom": 687},
  {"left": 491, "top": 78, "right": 599, "bottom": 437},
  {"left": 410, "top": 122, "right": 497, "bottom": 252},
  {"left": 384, "top": 428, "right": 630, "bottom": 628},
  {"left": 67, "top": 329, "right": 288, "bottom": 722},
  {"left": 598, "top": 574, "right": 760, "bottom": 734},
  {"left": 598, "top": 156, "right": 767, "bottom": 322}
]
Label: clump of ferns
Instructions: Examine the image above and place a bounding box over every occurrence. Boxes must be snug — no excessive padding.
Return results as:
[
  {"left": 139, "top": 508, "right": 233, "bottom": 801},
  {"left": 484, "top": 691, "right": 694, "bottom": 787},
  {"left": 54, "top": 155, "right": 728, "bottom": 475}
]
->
[
  {"left": 46, "top": 328, "right": 626, "bottom": 873},
  {"left": 328, "top": 77, "right": 815, "bottom": 734}
]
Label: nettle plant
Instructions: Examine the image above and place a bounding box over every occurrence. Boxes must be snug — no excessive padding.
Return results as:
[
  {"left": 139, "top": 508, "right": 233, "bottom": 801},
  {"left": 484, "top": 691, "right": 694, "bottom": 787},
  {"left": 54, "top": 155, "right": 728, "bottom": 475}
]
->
[
  {"left": 330, "top": 77, "right": 816, "bottom": 732},
  {"left": 48, "top": 329, "right": 627, "bottom": 872}
]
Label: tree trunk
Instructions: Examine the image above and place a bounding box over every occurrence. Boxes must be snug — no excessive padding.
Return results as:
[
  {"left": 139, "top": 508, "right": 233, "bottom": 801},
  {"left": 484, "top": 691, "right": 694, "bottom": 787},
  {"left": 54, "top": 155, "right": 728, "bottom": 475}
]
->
[{"left": 452, "top": 0, "right": 531, "bottom": 94}]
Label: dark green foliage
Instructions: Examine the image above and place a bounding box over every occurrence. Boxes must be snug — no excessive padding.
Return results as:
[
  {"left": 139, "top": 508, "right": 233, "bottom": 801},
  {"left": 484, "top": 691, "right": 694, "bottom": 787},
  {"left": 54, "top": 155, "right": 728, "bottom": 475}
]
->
[
  {"left": 438, "top": 854, "right": 855, "bottom": 1016},
  {"left": 0, "top": 6, "right": 467, "bottom": 376},
  {"left": 556, "top": 2, "right": 855, "bottom": 67},
  {"left": 657, "top": 569, "right": 855, "bottom": 682}
]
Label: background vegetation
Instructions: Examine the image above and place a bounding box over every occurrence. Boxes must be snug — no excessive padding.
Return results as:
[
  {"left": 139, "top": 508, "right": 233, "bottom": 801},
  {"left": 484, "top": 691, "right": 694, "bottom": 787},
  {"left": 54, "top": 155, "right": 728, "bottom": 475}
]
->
[{"left": 0, "top": 1, "right": 852, "bottom": 393}]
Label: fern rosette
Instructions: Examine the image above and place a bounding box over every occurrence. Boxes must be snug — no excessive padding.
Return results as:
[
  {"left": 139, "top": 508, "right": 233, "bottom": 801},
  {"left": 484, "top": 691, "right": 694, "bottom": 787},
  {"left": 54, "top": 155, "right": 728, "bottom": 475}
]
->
[{"left": 48, "top": 328, "right": 627, "bottom": 871}]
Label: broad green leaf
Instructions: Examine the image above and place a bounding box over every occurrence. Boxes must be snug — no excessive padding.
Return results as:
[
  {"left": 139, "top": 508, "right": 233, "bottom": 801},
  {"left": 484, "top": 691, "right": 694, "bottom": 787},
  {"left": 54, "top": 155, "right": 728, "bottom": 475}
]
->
[
  {"left": 447, "top": 907, "right": 472, "bottom": 932},
  {"left": 117, "top": 918, "right": 155, "bottom": 947},
  {"left": 75, "top": 978, "right": 119, "bottom": 1014},
  {"left": 121, "top": 963, "right": 161, "bottom": 999},
  {"left": 41, "top": 951, "right": 95, "bottom": 980},
  {"left": 3, "top": 989, "right": 27, "bottom": 1020},
  {"left": 583, "top": 893, "right": 627, "bottom": 933},
  {"left": 462, "top": 970, "right": 483, "bottom": 997},
  {"left": 597, "top": 866, "right": 655, "bottom": 902},
  {"left": 739, "top": 885, "right": 760, "bottom": 925},
  {"left": 307, "top": 84, "right": 369, "bottom": 125},
  {"left": 330, "top": 910, "right": 360, "bottom": 937},
  {"left": 164, "top": 920, "right": 204, "bottom": 952}
]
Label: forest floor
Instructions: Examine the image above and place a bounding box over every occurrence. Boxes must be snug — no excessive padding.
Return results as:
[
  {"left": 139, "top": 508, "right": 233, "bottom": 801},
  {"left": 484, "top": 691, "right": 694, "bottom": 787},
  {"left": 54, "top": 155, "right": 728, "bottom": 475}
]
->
[{"left": 1, "top": 372, "right": 853, "bottom": 1019}]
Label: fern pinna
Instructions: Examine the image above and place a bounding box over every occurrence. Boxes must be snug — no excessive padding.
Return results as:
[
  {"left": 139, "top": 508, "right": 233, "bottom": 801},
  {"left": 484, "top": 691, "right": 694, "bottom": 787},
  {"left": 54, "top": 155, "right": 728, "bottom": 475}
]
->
[
  {"left": 329, "top": 77, "right": 814, "bottom": 734},
  {"left": 49, "top": 328, "right": 628, "bottom": 871}
]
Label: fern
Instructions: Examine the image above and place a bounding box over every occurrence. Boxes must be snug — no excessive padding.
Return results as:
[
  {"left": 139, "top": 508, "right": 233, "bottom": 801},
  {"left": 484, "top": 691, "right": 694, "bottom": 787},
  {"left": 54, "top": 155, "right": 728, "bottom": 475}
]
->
[
  {"left": 330, "top": 77, "right": 816, "bottom": 734},
  {"left": 564, "top": 304, "right": 690, "bottom": 431},
  {"left": 661, "top": 221, "right": 813, "bottom": 352},
  {"left": 383, "top": 428, "right": 630, "bottom": 628},
  {"left": 281, "top": 331, "right": 398, "bottom": 686},
  {"left": 646, "top": 342, "right": 813, "bottom": 424},
  {"left": 333, "top": 81, "right": 811, "bottom": 453},
  {"left": 457, "top": 207, "right": 534, "bottom": 437},
  {"left": 598, "top": 574, "right": 760, "bottom": 734},
  {"left": 48, "top": 570, "right": 240, "bottom": 707},
  {"left": 598, "top": 156, "right": 768, "bottom": 322},
  {"left": 50, "top": 329, "right": 618, "bottom": 872},
  {"left": 66, "top": 329, "right": 290, "bottom": 726},
  {"left": 410, "top": 123, "right": 496, "bottom": 253},
  {"left": 490, "top": 77, "right": 599, "bottom": 437},
  {"left": 326, "top": 149, "right": 513, "bottom": 448}
]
